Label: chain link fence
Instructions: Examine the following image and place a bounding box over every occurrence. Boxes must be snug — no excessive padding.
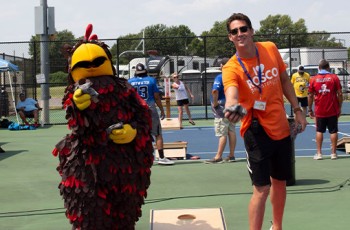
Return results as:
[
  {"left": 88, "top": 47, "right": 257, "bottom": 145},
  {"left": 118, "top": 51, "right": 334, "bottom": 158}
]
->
[{"left": 1, "top": 33, "right": 349, "bottom": 125}]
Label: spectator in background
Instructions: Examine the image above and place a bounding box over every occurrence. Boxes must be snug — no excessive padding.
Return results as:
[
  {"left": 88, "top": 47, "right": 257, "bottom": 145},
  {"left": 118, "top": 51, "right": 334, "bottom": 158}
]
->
[
  {"left": 16, "top": 93, "right": 41, "bottom": 127},
  {"left": 291, "top": 65, "right": 310, "bottom": 117},
  {"left": 171, "top": 72, "right": 195, "bottom": 127},
  {"left": 128, "top": 63, "right": 174, "bottom": 165},
  {"left": 308, "top": 59, "right": 343, "bottom": 160},
  {"left": 205, "top": 58, "right": 237, "bottom": 164}
]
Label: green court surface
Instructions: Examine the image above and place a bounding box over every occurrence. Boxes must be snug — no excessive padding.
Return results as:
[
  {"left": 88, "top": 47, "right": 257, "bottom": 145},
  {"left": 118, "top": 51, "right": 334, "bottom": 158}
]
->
[{"left": 0, "top": 124, "right": 349, "bottom": 230}]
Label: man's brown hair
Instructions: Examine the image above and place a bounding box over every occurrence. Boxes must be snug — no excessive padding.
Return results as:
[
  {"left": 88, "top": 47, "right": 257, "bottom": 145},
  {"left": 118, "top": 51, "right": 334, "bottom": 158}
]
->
[
  {"left": 226, "top": 13, "right": 253, "bottom": 32},
  {"left": 319, "top": 59, "right": 330, "bottom": 70}
]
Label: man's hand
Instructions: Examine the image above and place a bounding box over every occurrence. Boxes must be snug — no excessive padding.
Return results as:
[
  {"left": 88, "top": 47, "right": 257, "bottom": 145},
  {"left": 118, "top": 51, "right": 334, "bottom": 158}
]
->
[
  {"left": 308, "top": 110, "right": 315, "bottom": 119},
  {"left": 160, "top": 111, "right": 165, "bottom": 120},
  {"left": 109, "top": 124, "right": 137, "bottom": 144},
  {"left": 224, "top": 105, "right": 247, "bottom": 123},
  {"left": 295, "top": 110, "right": 308, "bottom": 132},
  {"left": 73, "top": 88, "right": 91, "bottom": 110}
]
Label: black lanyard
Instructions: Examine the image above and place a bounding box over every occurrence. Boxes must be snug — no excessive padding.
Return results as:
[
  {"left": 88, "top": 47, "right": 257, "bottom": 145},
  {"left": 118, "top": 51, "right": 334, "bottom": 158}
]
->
[{"left": 236, "top": 47, "right": 262, "bottom": 94}]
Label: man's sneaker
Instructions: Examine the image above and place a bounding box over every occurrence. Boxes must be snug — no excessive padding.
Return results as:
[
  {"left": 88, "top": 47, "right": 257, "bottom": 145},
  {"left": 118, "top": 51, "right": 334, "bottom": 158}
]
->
[
  {"left": 331, "top": 153, "right": 338, "bottom": 160},
  {"left": 313, "top": 154, "right": 323, "bottom": 160},
  {"left": 224, "top": 156, "right": 236, "bottom": 162},
  {"left": 0, "top": 147, "right": 5, "bottom": 153},
  {"left": 204, "top": 158, "right": 223, "bottom": 164},
  {"left": 158, "top": 158, "right": 175, "bottom": 165}
]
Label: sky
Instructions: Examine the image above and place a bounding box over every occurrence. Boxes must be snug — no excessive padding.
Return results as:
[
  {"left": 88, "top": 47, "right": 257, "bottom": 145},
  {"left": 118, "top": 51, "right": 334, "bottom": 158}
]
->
[{"left": 2, "top": 0, "right": 350, "bottom": 43}]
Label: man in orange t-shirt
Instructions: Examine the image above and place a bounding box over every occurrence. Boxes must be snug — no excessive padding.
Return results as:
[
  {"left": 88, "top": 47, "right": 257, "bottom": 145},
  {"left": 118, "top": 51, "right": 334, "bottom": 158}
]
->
[{"left": 222, "top": 13, "right": 307, "bottom": 230}]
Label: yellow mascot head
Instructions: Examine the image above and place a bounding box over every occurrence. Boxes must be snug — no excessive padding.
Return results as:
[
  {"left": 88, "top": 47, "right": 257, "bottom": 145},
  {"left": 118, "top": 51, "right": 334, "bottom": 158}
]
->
[{"left": 67, "top": 24, "right": 116, "bottom": 83}]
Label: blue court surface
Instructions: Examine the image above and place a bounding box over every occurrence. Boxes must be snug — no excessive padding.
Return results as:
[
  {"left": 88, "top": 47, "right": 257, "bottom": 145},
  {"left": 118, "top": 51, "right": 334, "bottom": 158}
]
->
[{"left": 162, "top": 122, "right": 350, "bottom": 160}]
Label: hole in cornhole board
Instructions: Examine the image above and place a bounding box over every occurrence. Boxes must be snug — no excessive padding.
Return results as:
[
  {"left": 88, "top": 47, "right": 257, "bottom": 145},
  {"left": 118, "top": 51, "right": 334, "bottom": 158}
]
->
[{"left": 150, "top": 207, "right": 227, "bottom": 230}]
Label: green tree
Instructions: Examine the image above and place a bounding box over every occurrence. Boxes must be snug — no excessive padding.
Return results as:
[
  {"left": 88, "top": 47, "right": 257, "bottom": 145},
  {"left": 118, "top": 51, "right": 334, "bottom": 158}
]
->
[
  {"left": 143, "top": 24, "right": 197, "bottom": 55},
  {"left": 111, "top": 24, "right": 198, "bottom": 64},
  {"left": 199, "top": 20, "right": 233, "bottom": 58},
  {"left": 255, "top": 14, "right": 308, "bottom": 48},
  {"left": 307, "top": 31, "right": 344, "bottom": 47},
  {"left": 110, "top": 33, "right": 144, "bottom": 65},
  {"left": 255, "top": 14, "right": 343, "bottom": 49},
  {"left": 29, "top": 30, "right": 76, "bottom": 74},
  {"left": 49, "top": 30, "right": 76, "bottom": 73},
  {"left": 166, "top": 24, "right": 197, "bottom": 55}
]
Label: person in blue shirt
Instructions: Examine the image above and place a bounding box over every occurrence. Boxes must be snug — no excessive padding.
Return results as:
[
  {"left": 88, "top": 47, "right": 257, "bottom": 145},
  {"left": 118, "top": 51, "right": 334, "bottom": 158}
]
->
[
  {"left": 205, "top": 58, "right": 237, "bottom": 164},
  {"left": 16, "top": 93, "right": 41, "bottom": 127},
  {"left": 128, "top": 63, "right": 174, "bottom": 165}
]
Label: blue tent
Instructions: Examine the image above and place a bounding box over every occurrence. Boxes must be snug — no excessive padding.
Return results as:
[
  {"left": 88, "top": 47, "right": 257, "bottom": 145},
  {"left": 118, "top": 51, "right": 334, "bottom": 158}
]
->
[
  {"left": 0, "top": 59, "right": 20, "bottom": 123},
  {"left": 0, "top": 58, "right": 19, "bottom": 72}
]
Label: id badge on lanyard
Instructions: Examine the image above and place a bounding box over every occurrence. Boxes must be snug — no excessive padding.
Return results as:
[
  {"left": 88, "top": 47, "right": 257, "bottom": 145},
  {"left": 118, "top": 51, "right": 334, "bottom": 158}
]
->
[{"left": 253, "top": 100, "right": 266, "bottom": 111}]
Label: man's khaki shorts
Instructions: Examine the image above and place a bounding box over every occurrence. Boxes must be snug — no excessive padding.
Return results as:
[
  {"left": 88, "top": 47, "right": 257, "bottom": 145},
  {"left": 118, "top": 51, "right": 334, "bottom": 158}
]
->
[{"left": 214, "top": 117, "right": 235, "bottom": 137}]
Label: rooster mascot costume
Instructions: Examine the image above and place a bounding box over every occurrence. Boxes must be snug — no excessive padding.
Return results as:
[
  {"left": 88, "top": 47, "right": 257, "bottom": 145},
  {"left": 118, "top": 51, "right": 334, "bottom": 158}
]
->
[{"left": 52, "top": 24, "right": 154, "bottom": 230}]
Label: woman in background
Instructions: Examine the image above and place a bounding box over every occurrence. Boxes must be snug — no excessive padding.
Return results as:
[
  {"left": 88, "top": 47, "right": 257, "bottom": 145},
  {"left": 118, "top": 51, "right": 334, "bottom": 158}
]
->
[{"left": 171, "top": 72, "right": 195, "bottom": 127}]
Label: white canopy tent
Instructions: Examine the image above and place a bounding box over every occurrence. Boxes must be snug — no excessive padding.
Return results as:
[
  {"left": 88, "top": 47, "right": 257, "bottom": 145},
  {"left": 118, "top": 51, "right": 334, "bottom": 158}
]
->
[{"left": 0, "top": 59, "right": 20, "bottom": 124}]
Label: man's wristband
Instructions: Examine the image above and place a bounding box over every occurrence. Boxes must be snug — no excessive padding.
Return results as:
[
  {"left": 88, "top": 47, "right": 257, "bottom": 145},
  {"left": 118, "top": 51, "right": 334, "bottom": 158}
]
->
[
  {"left": 308, "top": 108, "right": 313, "bottom": 112},
  {"left": 293, "top": 107, "right": 302, "bottom": 113}
]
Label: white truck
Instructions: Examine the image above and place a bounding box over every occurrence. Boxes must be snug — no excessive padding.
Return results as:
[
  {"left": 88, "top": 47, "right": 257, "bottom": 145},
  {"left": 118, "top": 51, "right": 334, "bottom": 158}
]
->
[
  {"left": 152, "top": 55, "right": 216, "bottom": 77},
  {"left": 114, "top": 64, "right": 131, "bottom": 79},
  {"left": 279, "top": 47, "right": 348, "bottom": 69},
  {"left": 118, "top": 57, "right": 148, "bottom": 79},
  {"left": 287, "top": 65, "right": 350, "bottom": 92},
  {"left": 124, "top": 55, "right": 216, "bottom": 79}
]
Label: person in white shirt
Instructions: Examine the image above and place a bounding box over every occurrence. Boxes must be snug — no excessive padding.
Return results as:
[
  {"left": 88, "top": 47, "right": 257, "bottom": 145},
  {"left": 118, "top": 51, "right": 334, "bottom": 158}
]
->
[{"left": 171, "top": 72, "right": 195, "bottom": 127}]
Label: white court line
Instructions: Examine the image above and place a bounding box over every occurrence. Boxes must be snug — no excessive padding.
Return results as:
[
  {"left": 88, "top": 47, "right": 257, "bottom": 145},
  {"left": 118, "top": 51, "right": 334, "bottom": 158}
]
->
[
  {"left": 306, "top": 123, "right": 350, "bottom": 136},
  {"left": 163, "top": 127, "right": 214, "bottom": 134},
  {"left": 338, "top": 131, "right": 350, "bottom": 136}
]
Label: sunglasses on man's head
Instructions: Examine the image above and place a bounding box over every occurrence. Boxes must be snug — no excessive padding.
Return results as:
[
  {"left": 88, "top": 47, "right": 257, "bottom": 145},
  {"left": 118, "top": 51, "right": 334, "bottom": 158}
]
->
[{"left": 229, "top": 26, "right": 250, "bottom": 35}]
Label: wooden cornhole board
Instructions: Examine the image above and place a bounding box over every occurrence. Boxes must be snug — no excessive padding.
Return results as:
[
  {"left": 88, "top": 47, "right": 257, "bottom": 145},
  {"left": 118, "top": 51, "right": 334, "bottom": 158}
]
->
[
  {"left": 150, "top": 208, "right": 227, "bottom": 230},
  {"left": 161, "top": 118, "right": 181, "bottom": 130},
  {"left": 154, "top": 141, "right": 187, "bottom": 160},
  {"left": 337, "top": 137, "right": 350, "bottom": 154}
]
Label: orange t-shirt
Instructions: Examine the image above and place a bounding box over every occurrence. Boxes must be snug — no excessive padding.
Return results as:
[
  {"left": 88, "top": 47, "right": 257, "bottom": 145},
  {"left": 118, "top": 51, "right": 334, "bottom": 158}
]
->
[{"left": 222, "top": 41, "right": 289, "bottom": 140}]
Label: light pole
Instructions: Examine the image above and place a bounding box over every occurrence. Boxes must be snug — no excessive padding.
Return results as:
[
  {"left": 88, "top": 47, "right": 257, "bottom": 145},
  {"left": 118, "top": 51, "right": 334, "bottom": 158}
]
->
[
  {"left": 35, "top": 0, "right": 55, "bottom": 125},
  {"left": 40, "top": 0, "right": 50, "bottom": 125}
]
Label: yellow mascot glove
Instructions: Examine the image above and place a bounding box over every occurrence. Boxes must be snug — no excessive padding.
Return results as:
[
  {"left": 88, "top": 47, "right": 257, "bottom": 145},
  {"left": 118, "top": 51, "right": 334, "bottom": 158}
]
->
[
  {"left": 73, "top": 88, "right": 91, "bottom": 110},
  {"left": 109, "top": 124, "right": 137, "bottom": 144}
]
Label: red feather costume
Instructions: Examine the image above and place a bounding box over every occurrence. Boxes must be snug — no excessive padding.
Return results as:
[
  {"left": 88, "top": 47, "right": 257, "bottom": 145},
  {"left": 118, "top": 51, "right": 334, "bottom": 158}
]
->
[{"left": 52, "top": 24, "right": 154, "bottom": 230}]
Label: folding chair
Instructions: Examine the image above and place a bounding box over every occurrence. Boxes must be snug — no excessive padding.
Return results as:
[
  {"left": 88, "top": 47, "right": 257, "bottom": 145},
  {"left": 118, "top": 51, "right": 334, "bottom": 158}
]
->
[{"left": 17, "top": 108, "right": 42, "bottom": 127}]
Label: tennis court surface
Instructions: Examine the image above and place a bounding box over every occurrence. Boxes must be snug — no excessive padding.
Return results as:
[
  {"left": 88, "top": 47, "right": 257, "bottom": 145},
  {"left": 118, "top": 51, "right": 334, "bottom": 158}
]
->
[{"left": 0, "top": 120, "right": 349, "bottom": 230}]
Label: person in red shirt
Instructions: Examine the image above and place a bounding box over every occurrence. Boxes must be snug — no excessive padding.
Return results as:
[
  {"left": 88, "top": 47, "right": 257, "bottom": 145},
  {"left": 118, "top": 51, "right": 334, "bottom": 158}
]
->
[
  {"left": 308, "top": 59, "right": 343, "bottom": 160},
  {"left": 222, "top": 13, "right": 307, "bottom": 230}
]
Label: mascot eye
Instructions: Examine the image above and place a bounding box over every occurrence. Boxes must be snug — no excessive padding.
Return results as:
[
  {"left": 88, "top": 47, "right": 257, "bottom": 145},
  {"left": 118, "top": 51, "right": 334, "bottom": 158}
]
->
[{"left": 73, "top": 57, "right": 107, "bottom": 69}]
